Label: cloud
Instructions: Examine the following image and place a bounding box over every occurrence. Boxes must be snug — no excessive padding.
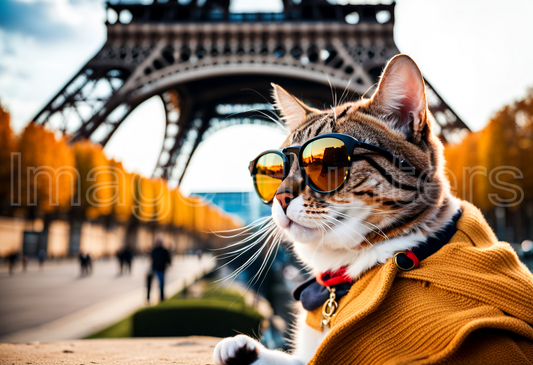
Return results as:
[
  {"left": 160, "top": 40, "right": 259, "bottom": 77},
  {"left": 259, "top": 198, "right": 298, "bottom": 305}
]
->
[
  {"left": 0, "top": 0, "right": 74, "bottom": 41},
  {"left": 0, "top": 1, "right": 106, "bottom": 132}
]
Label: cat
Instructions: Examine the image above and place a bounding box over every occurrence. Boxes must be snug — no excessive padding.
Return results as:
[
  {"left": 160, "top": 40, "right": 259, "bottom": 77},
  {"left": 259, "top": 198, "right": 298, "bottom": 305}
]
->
[{"left": 214, "top": 54, "right": 462, "bottom": 365}]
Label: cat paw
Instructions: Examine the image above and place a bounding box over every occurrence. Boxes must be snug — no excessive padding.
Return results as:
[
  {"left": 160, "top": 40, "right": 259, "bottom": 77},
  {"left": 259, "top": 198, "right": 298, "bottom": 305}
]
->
[{"left": 213, "top": 335, "right": 261, "bottom": 365}]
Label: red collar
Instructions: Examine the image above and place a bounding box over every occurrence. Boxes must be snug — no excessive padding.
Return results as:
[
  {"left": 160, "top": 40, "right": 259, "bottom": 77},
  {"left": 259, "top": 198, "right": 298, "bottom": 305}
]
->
[{"left": 316, "top": 266, "right": 353, "bottom": 287}]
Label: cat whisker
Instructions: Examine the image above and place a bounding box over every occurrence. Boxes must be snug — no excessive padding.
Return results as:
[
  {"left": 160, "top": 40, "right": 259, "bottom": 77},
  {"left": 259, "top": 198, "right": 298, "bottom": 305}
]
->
[
  {"left": 213, "top": 221, "right": 277, "bottom": 253},
  {"left": 324, "top": 215, "right": 373, "bottom": 247},
  {"left": 216, "top": 224, "right": 286, "bottom": 298},
  {"left": 327, "top": 204, "right": 390, "bottom": 216},
  {"left": 248, "top": 228, "right": 279, "bottom": 283},
  {"left": 215, "top": 240, "right": 263, "bottom": 269},
  {"left": 327, "top": 208, "right": 387, "bottom": 239},
  {"left": 360, "top": 219, "right": 388, "bottom": 240},
  {"left": 225, "top": 108, "right": 289, "bottom": 133},
  {"left": 327, "top": 202, "right": 387, "bottom": 211},
  {"left": 210, "top": 217, "right": 274, "bottom": 241},
  {"left": 215, "top": 228, "right": 275, "bottom": 260},
  {"left": 326, "top": 75, "right": 338, "bottom": 122},
  {"left": 338, "top": 79, "right": 352, "bottom": 106},
  {"left": 361, "top": 81, "right": 380, "bottom": 100},
  {"left": 316, "top": 217, "right": 354, "bottom": 252},
  {"left": 212, "top": 216, "right": 271, "bottom": 234},
  {"left": 217, "top": 239, "right": 268, "bottom": 283},
  {"left": 315, "top": 221, "right": 327, "bottom": 244},
  {"left": 214, "top": 224, "right": 276, "bottom": 270},
  {"left": 220, "top": 86, "right": 288, "bottom": 132},
  {"left": 239, "top": 87, "right": 274, "bottom": 104},
  {"left": 308, "top": 223, "right": 327, "bottom": 266},
  {"left": 249, "top": 109, "right": 289, "bottom": 133},
  {"left": 248, "top": 229, "right": 282, "bottom": 289}
]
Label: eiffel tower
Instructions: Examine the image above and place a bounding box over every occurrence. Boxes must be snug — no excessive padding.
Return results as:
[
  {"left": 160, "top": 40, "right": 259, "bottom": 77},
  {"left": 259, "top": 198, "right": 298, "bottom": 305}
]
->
[{"left": 33, "top": 0, "right": 469, "bottom": 187}]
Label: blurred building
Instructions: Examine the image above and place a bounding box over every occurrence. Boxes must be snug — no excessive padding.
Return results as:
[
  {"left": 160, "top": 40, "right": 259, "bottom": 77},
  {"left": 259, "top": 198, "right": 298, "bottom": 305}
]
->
[{"left": 192, "top": 192, "right": 271, "bottom": 226}]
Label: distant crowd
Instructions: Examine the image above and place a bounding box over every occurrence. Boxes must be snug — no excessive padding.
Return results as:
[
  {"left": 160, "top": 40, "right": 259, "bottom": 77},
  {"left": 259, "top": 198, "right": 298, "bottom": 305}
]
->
[{"left": 2, "top": 237, "right": 203, "bottom": 304}]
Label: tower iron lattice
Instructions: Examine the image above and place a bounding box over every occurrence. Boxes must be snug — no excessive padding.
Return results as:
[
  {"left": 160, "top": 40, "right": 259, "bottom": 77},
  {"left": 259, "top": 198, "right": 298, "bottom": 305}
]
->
[{"left": 33, "top": 0, "right": 470, "bottom": 186}]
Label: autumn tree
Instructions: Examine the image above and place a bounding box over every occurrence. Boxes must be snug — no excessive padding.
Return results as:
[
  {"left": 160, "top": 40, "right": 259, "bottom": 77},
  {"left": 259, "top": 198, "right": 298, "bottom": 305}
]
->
[
  {"left": 109, "top": 159, "right": 133, "bottom": 223},
  {"left": 72, "top": 140, "right": 113, "bottom": 219},
  {"left": 153, "top": 178, "right": 172, "bottom": 225},
  {"left": 0, "top": 103, "right": 15, "bottom": 211},
  {"left": 513, "top": 88, "right": 533, "bottom": 201},
  {"left": 133, "top": 175, "right": 156, "bottom": 222},
  {"left": 18, "top": 123, "right": 76, "bottom": 216},
  {"left": 445, "top": 87, "right": 533, "bottom": 241},
  {"left": 0, "top": 106, "right": 243, "bottom": 253},
  {"left": 171, "top": 189, "right": 184, "bottom": 228}
]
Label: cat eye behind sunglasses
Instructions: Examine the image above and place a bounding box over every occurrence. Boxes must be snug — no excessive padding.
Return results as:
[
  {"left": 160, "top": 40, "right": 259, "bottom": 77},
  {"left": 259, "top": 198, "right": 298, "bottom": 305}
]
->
[{"left": 249, "top": 133, "right": 426, "bottom": 204}]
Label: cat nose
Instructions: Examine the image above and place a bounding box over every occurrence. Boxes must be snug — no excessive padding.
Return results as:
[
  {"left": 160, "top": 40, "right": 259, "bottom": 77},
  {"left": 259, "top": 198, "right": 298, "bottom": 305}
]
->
[{"left": 275, "top": 192, "right": 295, "bottom": 212}]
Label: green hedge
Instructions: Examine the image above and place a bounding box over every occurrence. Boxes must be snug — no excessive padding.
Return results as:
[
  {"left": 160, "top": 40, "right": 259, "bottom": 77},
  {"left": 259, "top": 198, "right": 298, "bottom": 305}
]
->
[
  {"left": 86, "top": 316, "right": 132, "bottom": 339},
  {"left": 132, "top": 298, "right": 262, "bottom": 338},
  {"left": 201, "top": 285, "right": 247, "bottom": 305}
]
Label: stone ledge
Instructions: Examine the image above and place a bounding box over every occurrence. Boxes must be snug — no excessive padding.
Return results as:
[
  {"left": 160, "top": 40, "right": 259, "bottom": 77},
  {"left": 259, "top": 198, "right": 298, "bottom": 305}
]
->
[{"left": 0, "top": 337, "right": 220, "bottom": 365}]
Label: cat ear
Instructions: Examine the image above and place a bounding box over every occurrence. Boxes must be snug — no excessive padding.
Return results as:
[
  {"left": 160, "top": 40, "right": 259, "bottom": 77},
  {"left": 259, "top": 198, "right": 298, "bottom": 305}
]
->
[
  {"left": 371, "top": 54, "right": 428, "bottom": 142},
  {"left": 271, "top": 83, "right": 320, "bottom": 132}
]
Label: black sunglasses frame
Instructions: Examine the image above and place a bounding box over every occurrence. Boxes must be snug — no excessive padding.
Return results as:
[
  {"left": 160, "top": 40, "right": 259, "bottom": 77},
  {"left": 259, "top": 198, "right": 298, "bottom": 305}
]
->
[{"left": 249, "top": 133, "right": 425, "bottom": 204}]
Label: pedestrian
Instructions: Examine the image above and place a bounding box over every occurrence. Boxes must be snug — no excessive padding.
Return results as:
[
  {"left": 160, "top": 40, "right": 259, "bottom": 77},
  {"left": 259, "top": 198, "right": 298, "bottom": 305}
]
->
[
  {"left": 117, "top": 247, "right": 133, "bottom": 275},
  {"left": 22, "top": 254, "right": 28, "bottom": 272},
  {"left": 79, "top": 252, "right": 87, "bottom": 276},
  {"left": 147, "top": 236, "right": 171, "bottom": 302},
  {"left": 79, "top": 252, "right": 92, "bottom": 276},
  {"left": 122, "top": 247, "right": 133, "bottom": 274},
  {"left": 116, "top": 249, "right": 124, "bottom": 275},
  {"left": 146, "top": 268, "right": 153, "bottom": 303},
  {"left": 86, "top": 253, "right": 92, "bottom": 274},
  {"left": 8, "top": 251, "right": 18, "bottom": 275},
  {"left": 37, "top": 249, "right": 46, "bottom": 269}
]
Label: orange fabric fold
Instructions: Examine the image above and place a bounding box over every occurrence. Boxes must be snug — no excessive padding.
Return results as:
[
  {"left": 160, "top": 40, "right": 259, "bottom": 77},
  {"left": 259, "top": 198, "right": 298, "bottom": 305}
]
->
[{"left": 306, "top": 201, "right": 533, "bottom": 365}]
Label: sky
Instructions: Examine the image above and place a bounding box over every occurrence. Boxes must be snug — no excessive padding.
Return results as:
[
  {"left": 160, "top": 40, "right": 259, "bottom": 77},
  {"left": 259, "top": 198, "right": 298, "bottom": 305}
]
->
[{"left": 1, "top": 0, "right": 533, "bottom": 194}]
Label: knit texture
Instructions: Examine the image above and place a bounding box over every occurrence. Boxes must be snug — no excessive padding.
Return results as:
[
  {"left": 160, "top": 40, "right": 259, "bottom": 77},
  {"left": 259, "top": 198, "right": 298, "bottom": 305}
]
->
[{"left": 306, "top": 201, "right": 533, "bottom": 365}]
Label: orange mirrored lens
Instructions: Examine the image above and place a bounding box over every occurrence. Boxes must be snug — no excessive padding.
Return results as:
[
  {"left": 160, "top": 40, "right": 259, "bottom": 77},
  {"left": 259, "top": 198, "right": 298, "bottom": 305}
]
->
[
  {"left": 302, "top": 137, "right": 349, "bottom": 192},
  {"left": 254, "top": 153, "right": 284, "bottom": 202}
]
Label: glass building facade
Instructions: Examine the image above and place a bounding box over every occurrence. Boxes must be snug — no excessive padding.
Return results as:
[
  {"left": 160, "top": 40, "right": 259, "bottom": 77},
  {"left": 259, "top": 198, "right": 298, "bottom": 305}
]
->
[{"left": 192, "top": 192, "right": 271, "bottom": 225}]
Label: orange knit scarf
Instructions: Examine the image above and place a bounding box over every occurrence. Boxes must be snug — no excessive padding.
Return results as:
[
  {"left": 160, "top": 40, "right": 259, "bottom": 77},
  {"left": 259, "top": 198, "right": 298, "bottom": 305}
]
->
[{"left": 305, "top": 201, "right": 533, "bottom": 365}]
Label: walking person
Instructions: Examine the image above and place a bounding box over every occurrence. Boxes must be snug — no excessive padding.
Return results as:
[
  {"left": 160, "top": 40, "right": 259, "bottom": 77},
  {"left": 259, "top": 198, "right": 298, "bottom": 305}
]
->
[
  {"left": 122, "top": 247, "right": 133, "bottom": 275},
  {"left": 21, "top": 254, "right": 28, "bottom": 272},
  {"left": 86, "top": 253, "right": 92, "bottom": 274},
  {"left": 8, "top": 251, "right": 18, "bottom": 275},
  {"left": 117, "top": 247, "right": 133, "bottom": 275},
  {"left": 116, "top": 249, "right": 125, "bottom": 275},
  {"left": 37, "top": 249, "right": 46, "bottom": 270},
  {"left": 79, "top": 252, "right": 92, "bottom": 277},
  {"left": 147, "top": 236, "right": 171, "bottom": 302}
]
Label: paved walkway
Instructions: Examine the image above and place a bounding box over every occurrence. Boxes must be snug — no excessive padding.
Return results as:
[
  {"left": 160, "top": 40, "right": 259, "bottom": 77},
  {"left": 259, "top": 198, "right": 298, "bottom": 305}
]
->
[
  {"left": 0, "top": 337, "right": 219, "bottom": 365},
  {"left": 0, "top": 255, "right": 215, "bottom": 343}
]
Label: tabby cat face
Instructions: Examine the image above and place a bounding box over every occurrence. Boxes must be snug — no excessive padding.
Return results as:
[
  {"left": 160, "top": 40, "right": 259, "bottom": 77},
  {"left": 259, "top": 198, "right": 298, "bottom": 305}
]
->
[{"left": 270, "top": 55, "right": 451, "bottom": 252}]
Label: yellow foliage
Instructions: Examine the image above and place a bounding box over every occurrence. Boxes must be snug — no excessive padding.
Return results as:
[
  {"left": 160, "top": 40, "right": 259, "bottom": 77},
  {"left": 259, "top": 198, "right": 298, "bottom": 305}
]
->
[
  {"left": 18, "top": 123, "right": 75, "bottom": 213},
  {"left": 181, "top": 195, "right": 196, "bottom": 231},
  {"left": 153, "top": 178, "right": 172, "bottom": 225},
  {"left": 72, "top": 140, "right": 113, "bottom": 219},
  {"left": 0, "top": 108, "right": 241, "bottom": 233},
  {"left": 109, "top": 159, "right": 133, "bottom": 222},
  {"left": 133, "top": 175, "right": 155, "bottom": 222},
  {"left": 0, "top": 103, "right": 14, "bottom": 204},
  {"left": 171, "top": 189, "right": 184, "bottom": 227},
  {"left": 445, "top": 88, "right": 533, "bottom": 210}
]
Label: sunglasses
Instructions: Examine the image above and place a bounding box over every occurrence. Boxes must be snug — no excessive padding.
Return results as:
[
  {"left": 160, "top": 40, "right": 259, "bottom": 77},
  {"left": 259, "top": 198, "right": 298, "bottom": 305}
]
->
[{"left": 249, "top": 133, "right": 425, "bottom": 204}]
